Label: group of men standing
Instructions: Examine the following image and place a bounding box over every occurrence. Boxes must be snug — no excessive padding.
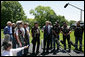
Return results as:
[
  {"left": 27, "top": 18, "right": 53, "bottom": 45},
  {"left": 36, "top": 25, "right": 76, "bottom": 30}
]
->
[
  {"left": 42, "top": 21, "right": 71, "bottom": 54},
  {"left": 4, "top": 21, "right": 30, "bottom": 56},
  {"left": 3, "top": 20, "right": 84, "bottom": 56},
  {"left": 42, "top": 21, "right": 83, "bottom": 54}
]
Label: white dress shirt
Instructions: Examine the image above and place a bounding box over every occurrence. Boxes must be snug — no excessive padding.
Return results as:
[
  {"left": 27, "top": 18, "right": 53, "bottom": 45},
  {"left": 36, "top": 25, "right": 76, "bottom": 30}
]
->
[{"left": 10, "top": 26, "right": 12, "bottom": 34}]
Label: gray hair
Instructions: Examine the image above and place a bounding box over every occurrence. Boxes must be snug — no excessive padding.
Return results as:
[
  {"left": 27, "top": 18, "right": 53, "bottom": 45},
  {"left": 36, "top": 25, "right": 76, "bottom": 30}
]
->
[
  {"left": 3, "top": 34, "right": 10, "bottom": 42},
  {"left": 45, "top": 21, "right": 50, "bottom": 24},
  {"left": 7, "top": 21, "right": 11, "bottom": 25}
]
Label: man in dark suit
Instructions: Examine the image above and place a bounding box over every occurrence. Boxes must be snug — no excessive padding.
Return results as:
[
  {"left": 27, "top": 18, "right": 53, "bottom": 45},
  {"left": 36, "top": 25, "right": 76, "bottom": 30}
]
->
[
  {"left": 49, "top": 22, "right": 53, "bottom": 50},
  {"left": 42, "top": 21, "right": 52, "bottom": 53}
]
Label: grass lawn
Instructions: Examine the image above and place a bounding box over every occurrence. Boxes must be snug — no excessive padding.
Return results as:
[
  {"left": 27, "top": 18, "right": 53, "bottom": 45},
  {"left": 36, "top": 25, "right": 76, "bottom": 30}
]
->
[
  {"left": 1, "top": 29, "right": 4, "bottom": 39},
  {"left": 1, "top": 29, "right": 84, "bottom": 52}
]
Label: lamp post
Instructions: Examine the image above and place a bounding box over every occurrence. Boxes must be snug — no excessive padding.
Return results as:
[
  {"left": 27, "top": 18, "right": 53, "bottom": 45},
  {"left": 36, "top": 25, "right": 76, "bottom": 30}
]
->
[{"left": 64, "top": 3, "right": 84, "bottom": 21}]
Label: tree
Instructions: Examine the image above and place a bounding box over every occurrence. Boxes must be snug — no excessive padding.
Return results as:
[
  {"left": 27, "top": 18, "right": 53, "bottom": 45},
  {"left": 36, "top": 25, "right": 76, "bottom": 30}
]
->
[
  {"left": 56, "top": 15, "right": 69, "bottom": 26},
  {"left": 1, "top": 1, "right": 27, "bottom": 28},
  {"left": 69, "top": 20, "right": 76, "bottom": 26},
  {"left": 30, "top": 5, "right": 68, "bottom": 28},
  {"left": 30, "top": 6, "right": 57, "bottom": 28},
  {"left": 24, "top": 18, "right": 36, "bottom": 29}
]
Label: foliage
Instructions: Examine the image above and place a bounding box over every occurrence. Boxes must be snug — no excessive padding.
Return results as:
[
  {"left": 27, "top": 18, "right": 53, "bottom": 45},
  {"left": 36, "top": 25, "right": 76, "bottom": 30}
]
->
[
  {"left": 30, "top": 5, "right": 69, "bottom": 28},
  {"left": 1, "top": 1, "right": 27, "bottom": 28},
  {"left": 69, "top": 20, "right": 76, "bottom": 26}
]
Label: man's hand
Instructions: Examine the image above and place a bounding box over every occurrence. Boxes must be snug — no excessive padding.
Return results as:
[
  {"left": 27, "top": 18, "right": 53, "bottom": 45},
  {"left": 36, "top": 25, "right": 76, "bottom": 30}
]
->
[
  {"left": 67, "top": 31, "right": 71, "bottom": 35},
  {"left": 67, "top": 33, "right": 69, "bottom": 35},
  {"left": 19, "top": 43, "right": 22, "bottom": 47},
  {"left": 42, "top": 29, "right": 44, "bottom": 32},
  {"left": 64, "top": 34, "right": 66, "bottom": 36},
  {"left": 24, "top": 45, "right": 29, "bottom": 49}
]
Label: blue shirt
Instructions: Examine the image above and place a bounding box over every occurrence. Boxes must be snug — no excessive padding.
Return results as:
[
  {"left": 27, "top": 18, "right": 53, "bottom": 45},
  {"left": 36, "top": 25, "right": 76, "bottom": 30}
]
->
[{"left": 4, "top": 26, "right": 12, "bottom": 35}]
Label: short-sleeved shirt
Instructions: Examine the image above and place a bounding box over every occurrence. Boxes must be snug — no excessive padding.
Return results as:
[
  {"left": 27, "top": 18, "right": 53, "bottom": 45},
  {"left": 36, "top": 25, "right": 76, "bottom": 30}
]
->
[
  {"left": 14, "top": 27, "right": 25, "bottom": 44},
  {"left": 52, "top": 25, "right": 61, "bottom": 34},
  {"left": 31, "top": 27, "right": 40, "bottom": 38},
  {"left": 14, "top": 27, "right": 25, "bottom": 37},
  {"left": 61, "top": 26, "right": 70, "bottom": 34},
  {"left": 74, "top": 26, "right": 83, "bottom": 37}
]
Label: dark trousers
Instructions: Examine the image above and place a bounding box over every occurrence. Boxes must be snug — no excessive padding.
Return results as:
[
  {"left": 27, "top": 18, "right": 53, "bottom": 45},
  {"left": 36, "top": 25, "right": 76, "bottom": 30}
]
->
[
  {"left": 63, "top": 35, "right": 71, "bottom": 50},
  {"left": 10, "top": 35, "right": 13, "bottom": 47},
  {"left": 17, "top": 43, "right": 24, "bottom": 56},
  {"left": 32, "top": 38, "right": 40, "bottom": 53},
  {"left": 24, "top": 43, "right": 29, "bottom": 55},
  {"left": 24, "top": 37, "right": 30, "bottom": 55},
  {"left": 75, "top": 36, "right": 82, "bottom": 50},
  {"left": 53, "top": 35, "right": 60, "bottom": 50},
  {"left": 12, "top": 37, "right": 16, "bottom": 48},
  {"left": 49, "top": 35, "right": 52, "bottom": 49},
  {"left": 43, "top": 34, "right": 50, "bottom": 52},
  {"left": 17, "top": 37, "right": 25, "bottom": 56}
]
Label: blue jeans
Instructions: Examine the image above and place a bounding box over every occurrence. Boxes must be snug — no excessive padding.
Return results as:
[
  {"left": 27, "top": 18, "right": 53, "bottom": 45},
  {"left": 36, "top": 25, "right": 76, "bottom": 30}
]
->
[
  {"left": 10, "top": 35, "right": 13, "bottom": 41},
  {"left": 63, "top": 35, "right": 71, "bottom": 50},
  {"left": 10, "top": 35, "right": 13, "bottom": 47},
  {"left": 75, "top": 36, "right": 82, "bottom": 50}
]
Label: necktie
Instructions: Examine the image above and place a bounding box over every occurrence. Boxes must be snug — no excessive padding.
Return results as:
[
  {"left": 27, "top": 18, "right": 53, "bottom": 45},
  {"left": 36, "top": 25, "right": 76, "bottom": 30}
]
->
[
  {"left": 25, "top": 28, "right": 27, "bottom": 36},
  {"left": 46, "top": 26, "right": 48, "bottom": 34}
]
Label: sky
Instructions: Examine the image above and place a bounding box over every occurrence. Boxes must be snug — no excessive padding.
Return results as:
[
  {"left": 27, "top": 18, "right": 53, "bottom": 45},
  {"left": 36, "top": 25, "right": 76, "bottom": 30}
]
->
[{"left": 19, "top": 1, "right": 84, "bottom": 21}]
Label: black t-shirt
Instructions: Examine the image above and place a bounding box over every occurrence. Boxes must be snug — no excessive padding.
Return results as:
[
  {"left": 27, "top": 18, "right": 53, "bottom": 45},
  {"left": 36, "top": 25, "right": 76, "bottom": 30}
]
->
[
  {"left": 53, "top": 25, "right": 60, "bottom": 34},
  {"left": 31, "top": 27, "right": 40, "bottom": 38},
  {"left": 74, "top": 26, "right": 83, "bottom": 37},
  {"left": 52, "top": 25, "right": 61, "bottom": 36},
  {"left": 61, "top": 26, "right": 70, "bottom": 34}
]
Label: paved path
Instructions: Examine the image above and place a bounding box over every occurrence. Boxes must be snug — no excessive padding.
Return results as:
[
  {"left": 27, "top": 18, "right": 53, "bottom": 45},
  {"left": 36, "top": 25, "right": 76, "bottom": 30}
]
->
[
  {"left": 27, "top": 43, "right": 84, "bottom": 56},
  {"left": 1, "top": 39, "right": 84, "bottom": 56}
]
